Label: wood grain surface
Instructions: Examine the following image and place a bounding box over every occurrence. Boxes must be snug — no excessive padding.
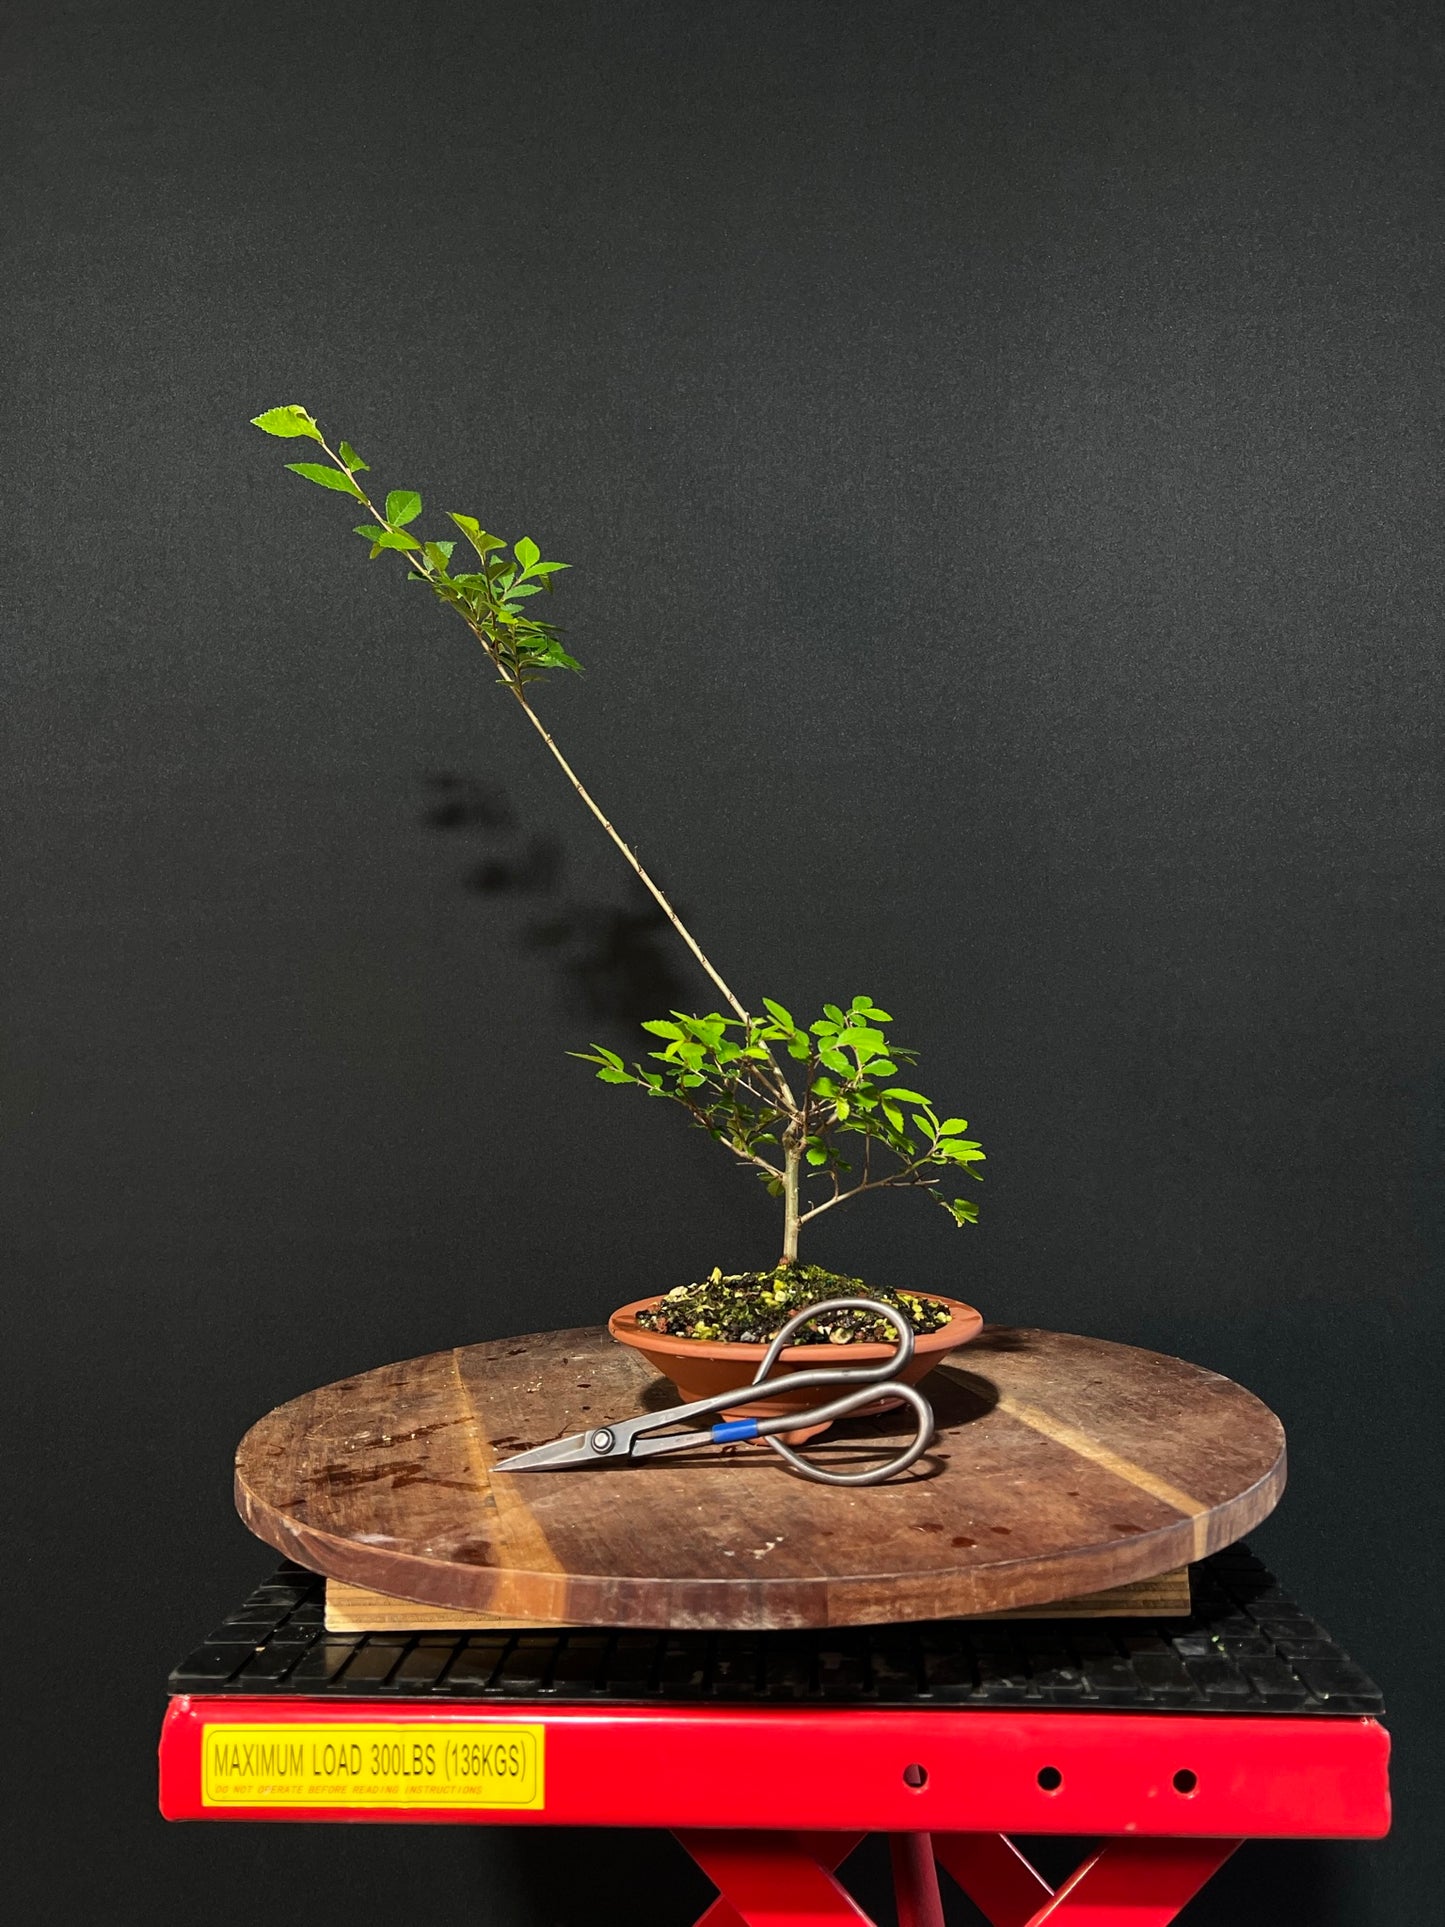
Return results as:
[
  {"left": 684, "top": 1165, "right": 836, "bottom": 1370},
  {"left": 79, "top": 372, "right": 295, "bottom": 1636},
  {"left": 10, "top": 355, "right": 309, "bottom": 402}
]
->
[
  {"left": 322, "top": 1566, "right": 1194, "bottom": 1631},
  {"left": 235, "top": 1325, "right": 1286, "bottom": 1630}
]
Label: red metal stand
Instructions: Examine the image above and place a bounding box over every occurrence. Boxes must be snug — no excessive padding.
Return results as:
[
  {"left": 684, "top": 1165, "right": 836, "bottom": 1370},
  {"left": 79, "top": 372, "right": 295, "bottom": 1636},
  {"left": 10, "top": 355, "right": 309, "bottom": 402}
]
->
[
  {"left": 159, "top": 1697, "right": 1389, "bottom": 1926},
  {"left": 679, "top": 1830, "right": 1239, "bottom": 1927}
]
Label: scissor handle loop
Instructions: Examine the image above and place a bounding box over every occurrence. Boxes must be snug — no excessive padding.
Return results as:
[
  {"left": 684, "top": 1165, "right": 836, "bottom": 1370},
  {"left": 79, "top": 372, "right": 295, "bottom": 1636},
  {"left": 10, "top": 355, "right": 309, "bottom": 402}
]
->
[
  {"left": 748, "top": 1297, "right": 935, "bottom": 1487},
  {"left": 749, "top": 1296, "right": 916, "bottom": 1387}
]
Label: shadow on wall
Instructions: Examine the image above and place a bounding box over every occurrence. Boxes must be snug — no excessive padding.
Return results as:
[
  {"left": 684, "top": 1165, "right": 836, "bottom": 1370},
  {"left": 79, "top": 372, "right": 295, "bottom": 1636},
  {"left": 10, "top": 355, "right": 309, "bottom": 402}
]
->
[{"left": 421, "top": 772, "right": 694, "bottom": 1028}]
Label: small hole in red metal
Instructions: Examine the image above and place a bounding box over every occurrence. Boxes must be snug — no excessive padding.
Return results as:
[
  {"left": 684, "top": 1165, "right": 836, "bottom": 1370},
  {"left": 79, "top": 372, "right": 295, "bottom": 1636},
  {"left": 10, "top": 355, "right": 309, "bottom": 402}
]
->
[
  {"left": 1173, "top": 1768, "right": 1198, "bottom": 1794},
  {"left": 902, "top": 1763, "right": 928, "bottom": 1789},
  {"left": 1037, "top": 1765, "right": 1063, "bottom": 1791}
]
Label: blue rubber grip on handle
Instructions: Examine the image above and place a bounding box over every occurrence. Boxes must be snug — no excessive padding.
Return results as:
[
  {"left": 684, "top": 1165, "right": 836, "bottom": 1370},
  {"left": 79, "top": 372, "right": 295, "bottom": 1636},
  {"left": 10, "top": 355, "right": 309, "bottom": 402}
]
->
[{"left": 711, "top": 1417, "right": 760, "bottom": 1443}]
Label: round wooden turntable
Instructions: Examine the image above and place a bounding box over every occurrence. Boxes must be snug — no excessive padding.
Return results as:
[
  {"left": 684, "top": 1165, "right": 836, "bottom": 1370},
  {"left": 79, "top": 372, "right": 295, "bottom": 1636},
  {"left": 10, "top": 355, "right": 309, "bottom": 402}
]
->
[{"left": 235, "top": 1323, "right": 1286, "bottom": 1630}]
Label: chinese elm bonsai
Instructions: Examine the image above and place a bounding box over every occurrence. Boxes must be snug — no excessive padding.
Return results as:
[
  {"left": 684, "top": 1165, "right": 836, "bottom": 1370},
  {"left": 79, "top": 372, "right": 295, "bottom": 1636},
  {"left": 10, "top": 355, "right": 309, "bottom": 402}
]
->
[{"left": 251, "top": 404, "right": 984, "bottom": 1346}]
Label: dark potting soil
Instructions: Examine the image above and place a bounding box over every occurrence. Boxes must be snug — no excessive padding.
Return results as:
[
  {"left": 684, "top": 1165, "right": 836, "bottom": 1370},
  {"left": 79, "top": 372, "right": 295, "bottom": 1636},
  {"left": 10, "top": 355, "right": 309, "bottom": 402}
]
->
[{"left": 632, "top": 1264, "right": 954, "bottom": 1345}]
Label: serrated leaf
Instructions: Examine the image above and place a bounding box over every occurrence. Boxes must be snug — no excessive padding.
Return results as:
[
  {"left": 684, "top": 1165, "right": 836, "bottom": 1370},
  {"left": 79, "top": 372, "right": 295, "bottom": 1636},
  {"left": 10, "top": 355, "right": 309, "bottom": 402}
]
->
[
  {"left": 882, "top": 1102, "right": 904, "bottom": 1132},
  {"left": 823, "top": 1003, "right": 846, "bottom": 1026},
  {"left": 641, "top": 1020, "right": 685, "bottom": 1039},
  {"left": 514, "top": 535, "right": 540, "bottom": 569},
  {"left": 943, "top": 1198, "right": 980, "bottom": 1225},
  {"left": 424, "top": 540, "right": 455, "bottom": 569},
  {"left": 882, "top": 1088, "right": 929, "bottom": 1104},
  {"left": 284, "top": 461, "right": 365, "bottom": 498},
  {"left": 937, "top": 1118, "right": 970, "bottom": 1135},
  {"left": 762, "top": 998, "right": 795, "bottom": 1029},
  {"left": 371, "top": 530, "right": 421, "bottom": 551},
  {"left": 251, "top": 404, "right": 323, "bottom": 442},
  {"left": 338, "top": 441, "right": 368, "bottom": 471},
  {"left": 834, "top": 1096, "right": 850, "bottom": 1120},
  {"left": 386, "top": 489, "right": 422, "bottom": 527},
  {"left": 806, "top": 1146, "right": 828, "bottom": 1165}
]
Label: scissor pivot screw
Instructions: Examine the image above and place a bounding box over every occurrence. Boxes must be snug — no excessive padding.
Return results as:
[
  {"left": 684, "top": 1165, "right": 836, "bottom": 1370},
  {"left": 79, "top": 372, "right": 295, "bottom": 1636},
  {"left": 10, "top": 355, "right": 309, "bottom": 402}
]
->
[{"left": 590, "top": 1428, "right": 615, "bottom": 1454}]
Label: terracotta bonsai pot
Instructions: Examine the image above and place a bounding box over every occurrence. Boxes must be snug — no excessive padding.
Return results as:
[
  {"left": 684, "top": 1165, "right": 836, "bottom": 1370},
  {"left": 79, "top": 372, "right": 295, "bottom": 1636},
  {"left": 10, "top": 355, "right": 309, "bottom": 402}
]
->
[{"left": 608, "top": 1292, "right": 984, "bottom": 1442}]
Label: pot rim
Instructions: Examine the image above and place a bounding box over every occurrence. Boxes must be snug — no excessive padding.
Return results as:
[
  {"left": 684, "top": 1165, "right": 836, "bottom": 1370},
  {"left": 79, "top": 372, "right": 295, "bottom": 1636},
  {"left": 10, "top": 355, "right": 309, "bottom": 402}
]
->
[{"left": 608, "top": 1290, "right": 983, "bottom": 1364}]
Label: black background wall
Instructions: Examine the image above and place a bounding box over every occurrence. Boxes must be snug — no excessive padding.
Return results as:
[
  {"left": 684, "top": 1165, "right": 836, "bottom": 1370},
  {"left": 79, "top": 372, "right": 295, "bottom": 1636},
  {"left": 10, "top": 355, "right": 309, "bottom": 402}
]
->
[{"left": 4, "top": 2, "right": 1441, "bottom": 1920}]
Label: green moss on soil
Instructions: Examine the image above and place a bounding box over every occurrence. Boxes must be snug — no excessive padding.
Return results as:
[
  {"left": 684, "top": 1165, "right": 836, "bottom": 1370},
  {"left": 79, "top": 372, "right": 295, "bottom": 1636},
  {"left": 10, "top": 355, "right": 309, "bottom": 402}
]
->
[{"left": 634, "top": 1263, "right": 952, "bottom": 1345}]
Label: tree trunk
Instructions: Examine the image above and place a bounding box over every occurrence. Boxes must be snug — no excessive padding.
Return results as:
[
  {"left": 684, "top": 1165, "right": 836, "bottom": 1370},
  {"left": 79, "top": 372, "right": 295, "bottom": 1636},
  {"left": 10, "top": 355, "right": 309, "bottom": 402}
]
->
[{"left": 780, "top": 1145, "right": 802, "bottom": 1266}]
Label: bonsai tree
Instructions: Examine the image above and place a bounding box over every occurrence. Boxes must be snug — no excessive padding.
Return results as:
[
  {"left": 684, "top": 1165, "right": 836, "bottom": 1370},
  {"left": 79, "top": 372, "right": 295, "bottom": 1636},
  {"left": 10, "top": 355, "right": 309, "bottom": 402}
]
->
[{"left": 251, "top": 405, "right": 984, "bottom": 1340}]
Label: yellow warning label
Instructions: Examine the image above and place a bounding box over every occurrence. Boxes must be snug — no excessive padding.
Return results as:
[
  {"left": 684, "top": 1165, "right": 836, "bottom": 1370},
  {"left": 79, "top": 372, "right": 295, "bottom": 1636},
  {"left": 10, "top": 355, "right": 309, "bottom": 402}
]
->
[{"left": 201, "top": 1723, "right": 545, "bottom": 1809}]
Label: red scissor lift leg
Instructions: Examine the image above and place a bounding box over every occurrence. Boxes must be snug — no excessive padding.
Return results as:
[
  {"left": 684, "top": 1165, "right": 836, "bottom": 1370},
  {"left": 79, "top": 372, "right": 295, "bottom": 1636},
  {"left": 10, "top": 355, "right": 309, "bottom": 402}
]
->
[{"left": 678, "top": 1830, "right": 1238, "bottom": 1927}]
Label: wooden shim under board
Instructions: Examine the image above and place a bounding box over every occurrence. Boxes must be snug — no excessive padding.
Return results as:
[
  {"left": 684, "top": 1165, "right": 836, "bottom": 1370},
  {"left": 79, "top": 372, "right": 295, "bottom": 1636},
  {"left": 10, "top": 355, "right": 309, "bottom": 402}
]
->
[{"left": 324, "top": 1566, "right": 1192, "bottom": 1632}]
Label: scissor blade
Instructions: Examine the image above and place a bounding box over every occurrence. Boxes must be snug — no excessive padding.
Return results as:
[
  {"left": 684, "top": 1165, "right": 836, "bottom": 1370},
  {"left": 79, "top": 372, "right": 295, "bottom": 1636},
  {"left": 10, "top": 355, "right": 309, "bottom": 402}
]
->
[{"left": 492, "top": 1431, "right": 596, "bottom": 1472}]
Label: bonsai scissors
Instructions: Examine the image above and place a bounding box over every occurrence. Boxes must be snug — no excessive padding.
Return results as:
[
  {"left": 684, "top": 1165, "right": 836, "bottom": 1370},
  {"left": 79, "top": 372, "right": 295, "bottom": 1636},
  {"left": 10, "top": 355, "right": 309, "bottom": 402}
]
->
[{"left": 492, "top": 1298, "right": 935, "bottom": 1488}]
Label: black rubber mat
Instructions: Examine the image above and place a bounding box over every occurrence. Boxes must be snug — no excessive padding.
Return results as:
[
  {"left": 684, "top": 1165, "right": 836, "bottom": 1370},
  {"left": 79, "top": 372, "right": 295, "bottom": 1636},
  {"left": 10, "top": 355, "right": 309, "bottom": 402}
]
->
[{"left": 169, "top": 1542, "right": 1383, "bottom": 1716}]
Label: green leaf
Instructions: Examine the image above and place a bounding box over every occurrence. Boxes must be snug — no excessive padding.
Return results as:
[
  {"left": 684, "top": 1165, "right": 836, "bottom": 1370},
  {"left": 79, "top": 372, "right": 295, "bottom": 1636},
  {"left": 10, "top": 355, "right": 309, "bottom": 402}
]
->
[
  {"left": 386, "top": 489, "right": 422, "bottom": 527},
  {"left": 840, "top": 1027, "right": 884, "bottom": 1058},
  {"left": 284, "top": 461, "right": 365, "bottom": 499},
  {"left": 819, "top": 1045, "right": 851, "bottom": 1076},
  {"left": 834, "top": 1096, "right": 851, "bottom": 1121},
  {"left": 514, "top": 535, "right": 540, "bottom": 569},
  {"left": 806, "top": 1146, "right": 828, "bottom": 1166},
  {"left": 424, "top": 540, "right": 455, "bottom": 569},
  {"left": 937, "top": 1118, "right": 970, "bottom": 1135},
  {"left": 882, "top": 1088, "right": 929, "bottom": 1104},
  {"left": 882, "top": 1102, "right": 904, "bottom": 1132},
  {"left": 338, "top": 441, "right": 368, "bottom": 471},
  {"left": 823, "top": 1003, "right": 846, "bottom": 1026},
  {"left": 251, "top": 405, "right": 323, "bottom": 442},
  {"left": 762, "top": 998, "right": 795, "bottom": 1029},
  {"left": 942, "top": 1197, "right": 980, "bottom": 1226},
  {"left": 368, "top": 530, "right": 421, "bottom": 552},
  {"left": 448, "top": 513, "right": 508, "bottom": 560},
  {"left": 641, "top": 1020, "right": 685, "bottom": 1040}
]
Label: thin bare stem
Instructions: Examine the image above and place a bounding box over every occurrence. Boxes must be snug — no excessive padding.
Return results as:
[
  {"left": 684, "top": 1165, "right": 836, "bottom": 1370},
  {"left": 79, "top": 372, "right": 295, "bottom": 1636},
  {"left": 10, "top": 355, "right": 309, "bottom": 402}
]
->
[
  {"left": 319, "top": 432, "right": 806, "bottom": 1130},
  {"left": 504, "top": 682, "right": 752, "bottom": 1021}
]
